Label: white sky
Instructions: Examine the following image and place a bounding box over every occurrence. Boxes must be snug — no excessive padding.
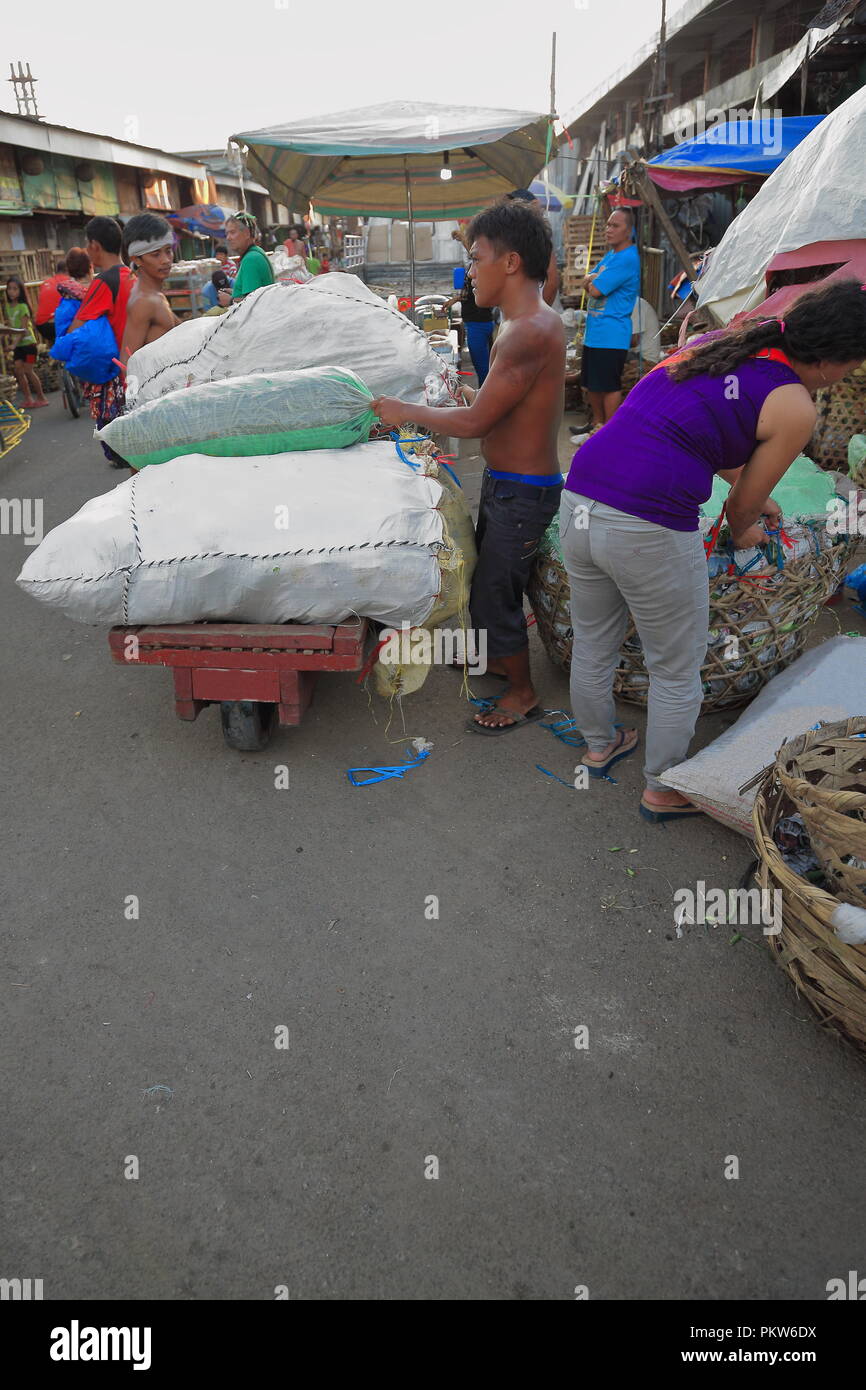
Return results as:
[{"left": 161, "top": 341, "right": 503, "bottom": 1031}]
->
[{"left": 5, "top": 0, "right": 681, "bottom": 153}]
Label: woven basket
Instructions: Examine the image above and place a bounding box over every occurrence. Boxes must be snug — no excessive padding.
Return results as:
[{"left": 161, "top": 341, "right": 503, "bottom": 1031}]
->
[
  {"left": 775, "top": 719, "right": 866, "bottom": 908},
  {"left": 753, "top": 750, "right": 866, "bottom": 1052},
  {"left": 528, "top": 531, "right": 860, "bottom": 714},
  {"left": 810, "top": 363, "right": 866, "bottom": 473}
]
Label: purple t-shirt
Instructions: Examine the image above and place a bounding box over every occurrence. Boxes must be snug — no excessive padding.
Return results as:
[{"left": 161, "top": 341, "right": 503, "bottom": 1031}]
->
[{"left": 565, "top": 352, "right": 801, "bottom": 531}]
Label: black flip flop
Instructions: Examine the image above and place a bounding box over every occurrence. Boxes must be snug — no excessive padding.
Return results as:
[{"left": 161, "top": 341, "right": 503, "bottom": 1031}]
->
[
  {"left": 467, "top": 705, "right": 545, "bottom": 736},
  {"left": 639, "top": 797, "right": 705, "bottom": 823}
]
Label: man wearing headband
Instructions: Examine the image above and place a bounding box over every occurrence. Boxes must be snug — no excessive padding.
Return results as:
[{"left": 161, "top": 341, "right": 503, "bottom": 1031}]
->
[
  {"left": 219, "top": 212, "right": 274, "bottom": 304},
  {"left": 122, "top": 212, "right": 178, "bottom": 358}
]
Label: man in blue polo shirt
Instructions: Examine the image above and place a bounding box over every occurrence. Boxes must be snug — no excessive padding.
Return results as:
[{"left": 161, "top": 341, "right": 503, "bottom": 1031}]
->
[{"left": 579, "top": 207, "right": 640, "bottom": 429}]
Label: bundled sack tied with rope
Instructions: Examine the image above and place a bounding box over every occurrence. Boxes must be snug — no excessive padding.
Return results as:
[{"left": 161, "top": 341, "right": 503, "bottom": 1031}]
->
[
  {"left": 370, "top": 436, "right": 477, "bottom": 699},
  {"left": 124, "top": 273, "right": 458, "bottom": 409},
  {"left": 16, "top": 441, "right": 470, "bottom": 628},
  {"left": 96, "top": 366, "right": 376, "bottom": 469}
]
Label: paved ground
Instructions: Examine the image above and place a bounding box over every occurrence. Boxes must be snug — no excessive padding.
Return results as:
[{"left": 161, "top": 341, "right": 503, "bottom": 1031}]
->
[{"left": 2, "top": 386, "right": 865, "bottom": 1301}]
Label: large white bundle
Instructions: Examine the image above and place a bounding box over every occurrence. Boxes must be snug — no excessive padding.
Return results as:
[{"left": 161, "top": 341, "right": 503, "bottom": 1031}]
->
[
  {"left": 125, "top": 273, "right": 456, "bottom": 408},
  {"left": 660, "top": 636, "right": 866, "bottom": 834},
  {"left": 17, "top": 442, "right": 449, "bottom": 628}
]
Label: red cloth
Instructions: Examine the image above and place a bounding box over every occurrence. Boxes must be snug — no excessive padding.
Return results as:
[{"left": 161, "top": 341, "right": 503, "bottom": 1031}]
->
[
  {"left": 35, "top": 273, "right": 74, "bottom": 325},
  {"left": 73, "top": 264, "right": 133, "bottom": 353}
]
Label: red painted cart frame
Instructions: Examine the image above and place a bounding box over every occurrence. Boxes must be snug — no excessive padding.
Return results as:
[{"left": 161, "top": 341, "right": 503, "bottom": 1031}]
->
[{"left": 108, "top": 619, "right": 368, "bottom": 728}]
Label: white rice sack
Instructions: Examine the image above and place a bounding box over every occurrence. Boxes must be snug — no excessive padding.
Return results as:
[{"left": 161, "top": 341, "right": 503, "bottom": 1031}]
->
[
  {"left": 660, "top": 635, "right": 866, "bottom": 835},
  {"left": 125, "top": 273, "right": 456, "bottom": 408},
  {"left": 17, "top": 441, "right": 447, "bottom": 628}
]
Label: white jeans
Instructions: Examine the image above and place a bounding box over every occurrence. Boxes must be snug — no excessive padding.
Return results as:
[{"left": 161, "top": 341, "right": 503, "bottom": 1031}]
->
[{"left": 559, "top": 489, "right": 709, "bottom": 789}]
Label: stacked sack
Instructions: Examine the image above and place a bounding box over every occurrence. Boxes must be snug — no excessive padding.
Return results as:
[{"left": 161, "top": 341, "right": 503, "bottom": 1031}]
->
[
  {"left": 17, "top": 441, "right": 476, "bottom": 674},
  {"left": 124, "top": 273, "right": 459, "bottom": 408}
]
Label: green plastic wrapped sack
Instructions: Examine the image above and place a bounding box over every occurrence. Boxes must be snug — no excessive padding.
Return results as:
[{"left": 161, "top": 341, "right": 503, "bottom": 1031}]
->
[
  {"left": 704, "top": 453, "right": 837, "bottom": 522},
  {"left": 849, "top": 433, "right": 866, "bottom": 483},
  {"left": 97, "top": 365, "right": 376, "bottom": 469}
]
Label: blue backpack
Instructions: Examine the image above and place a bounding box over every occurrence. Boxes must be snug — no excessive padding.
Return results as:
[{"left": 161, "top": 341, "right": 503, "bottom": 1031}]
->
[{"left": 51, "top": 313, "right": 119, "bottom": 384}]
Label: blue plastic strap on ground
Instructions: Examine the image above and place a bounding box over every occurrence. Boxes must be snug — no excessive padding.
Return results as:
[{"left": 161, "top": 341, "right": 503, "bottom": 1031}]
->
[
  {"left": 347, "top": 747, "right": 431, "bottom": 787},
  {"left": 536, "top": 764, "right": 579, "bottom": 790}
]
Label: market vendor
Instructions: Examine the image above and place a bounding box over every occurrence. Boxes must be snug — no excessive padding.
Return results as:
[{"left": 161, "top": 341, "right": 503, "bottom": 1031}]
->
[
  {"left": 373, "top": 198, "right": 565, "bottom": 734},
  {"left": 219, "top": 212, "right": 275, "bottom": 305},
  {"left": 559, "top": 278, "right": 866, "bottom": 821},
  {"left": 577, "top": 207, "right": 640, "bottom": 428}
]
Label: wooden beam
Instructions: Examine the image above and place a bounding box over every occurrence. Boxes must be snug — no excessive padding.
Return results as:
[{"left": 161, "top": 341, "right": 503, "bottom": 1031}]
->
[{"left": 626, "top": 164, "right": 697, "bottom": 284}]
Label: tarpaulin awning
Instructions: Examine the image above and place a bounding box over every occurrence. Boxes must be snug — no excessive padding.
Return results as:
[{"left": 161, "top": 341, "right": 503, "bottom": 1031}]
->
[
  {"left": 233, "top": 100, "right": 555, "bottom": 219},
  {"left": 166, "top": 204, "right": 234, "bottom": 238},
  {"left": 696, "top": 85, "right": 866, "bottom": 322},
  {"left": 645, "top": 116, "right": 824, "bottom": 192}
]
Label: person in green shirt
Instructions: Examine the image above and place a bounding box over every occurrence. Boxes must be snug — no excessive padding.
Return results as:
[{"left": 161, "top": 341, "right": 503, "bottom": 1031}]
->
[
  {"left": 218, "top": 212, "right": 274, "bottom": 305},
  {"left": 3, "top": 275, "right": 48, "bottom": 407}
]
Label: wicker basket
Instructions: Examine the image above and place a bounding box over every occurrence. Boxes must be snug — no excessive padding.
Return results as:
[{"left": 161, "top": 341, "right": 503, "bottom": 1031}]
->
[
  {"left": 810, "top": 363, "right": 866, "bottom": 473},
  {"left": 775, "top": 718, "right": 866, "bottom": 908},
  {"left": 753, "top": 744, "right": 866, "bottom": 1052},
  {"left": 528, "top": 530, "right": 860, "bottom": 714}
]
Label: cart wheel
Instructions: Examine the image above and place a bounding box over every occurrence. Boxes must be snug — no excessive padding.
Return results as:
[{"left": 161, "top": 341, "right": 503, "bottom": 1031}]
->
[{"left": 219, "top": 700, "right": 276, "bottom": 751}]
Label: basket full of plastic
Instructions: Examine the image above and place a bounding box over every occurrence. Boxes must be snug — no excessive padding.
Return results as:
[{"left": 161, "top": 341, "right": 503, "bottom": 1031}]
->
[{"left": 527, "top": 455, "right": 863, "bottom": 714}]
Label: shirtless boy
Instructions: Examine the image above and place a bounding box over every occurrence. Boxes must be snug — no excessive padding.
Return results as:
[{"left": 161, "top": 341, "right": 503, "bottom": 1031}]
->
[
  {"left": 373, "top": 199, "right": 565, "bottom": 732},
  {"left": 121, "top": 212, "right": 178, "bottom": 358}
]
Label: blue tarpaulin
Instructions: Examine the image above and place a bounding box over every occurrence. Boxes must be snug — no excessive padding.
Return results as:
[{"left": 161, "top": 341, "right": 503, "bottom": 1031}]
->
[{"left": 646, "top": 117, "right": 824, "bottom": 190}]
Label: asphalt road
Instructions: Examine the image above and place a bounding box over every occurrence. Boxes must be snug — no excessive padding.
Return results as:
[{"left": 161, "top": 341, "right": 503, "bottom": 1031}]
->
[{"left": 2, "top": 392, "right": 865, "bottom": 1301}]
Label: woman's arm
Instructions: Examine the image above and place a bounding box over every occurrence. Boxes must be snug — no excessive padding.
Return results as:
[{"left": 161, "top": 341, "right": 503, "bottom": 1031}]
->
[{"left": 725, "top": 385, "right": 816, "bottom": 544}]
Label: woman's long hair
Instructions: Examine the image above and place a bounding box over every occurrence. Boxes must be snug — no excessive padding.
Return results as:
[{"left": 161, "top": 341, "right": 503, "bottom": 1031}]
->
[{"left": 667, "top": 278, "right": 866, "bottom": 381}]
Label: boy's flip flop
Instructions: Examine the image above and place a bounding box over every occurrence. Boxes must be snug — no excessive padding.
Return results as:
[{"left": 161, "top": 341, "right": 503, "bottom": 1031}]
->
[
  {"left": 467, "top": 705, "right": 545, "bottom": 736},
  {"left": 583, "top": 728, "right": 638, "bottom": 778},
  {"left": 639, "top": 796, "right": 705, "bottom": 823}
]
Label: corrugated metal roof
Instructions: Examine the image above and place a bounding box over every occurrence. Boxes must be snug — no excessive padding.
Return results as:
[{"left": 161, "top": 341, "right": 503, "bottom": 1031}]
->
[{"left": 0, "top": 110, "right": 208, "bottom": 180}]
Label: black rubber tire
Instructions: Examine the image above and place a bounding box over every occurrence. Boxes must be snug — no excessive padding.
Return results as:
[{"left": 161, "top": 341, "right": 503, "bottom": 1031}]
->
[{"left": 219, "top": 700, "right": 276, "bottom": 751}]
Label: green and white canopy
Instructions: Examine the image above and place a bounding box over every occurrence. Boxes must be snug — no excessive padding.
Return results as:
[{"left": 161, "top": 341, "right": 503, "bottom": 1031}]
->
[{"left": 233, "top": 100, "right": 554, "bottom": 219}]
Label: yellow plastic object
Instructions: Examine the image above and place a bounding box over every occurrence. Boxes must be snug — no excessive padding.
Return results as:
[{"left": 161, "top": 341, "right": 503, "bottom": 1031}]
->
[
  {"left": 0, "top": 398, "right": 31, "bottom": 457},
  {"left": 374, "top": 457, "right": 477, "bottom": 698}
]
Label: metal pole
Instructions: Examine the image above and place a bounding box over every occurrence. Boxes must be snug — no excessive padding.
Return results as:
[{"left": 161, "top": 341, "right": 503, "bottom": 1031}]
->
[{"left": 404, "top": 156, "right": 416, "bottom": 309}]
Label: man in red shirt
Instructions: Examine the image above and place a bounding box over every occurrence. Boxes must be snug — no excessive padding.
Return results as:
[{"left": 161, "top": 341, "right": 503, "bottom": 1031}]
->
[
  {"left": 35, "top": 258, "right": 73, "bottom": 345},
  {"left": 69, "top": 216, "right": 133, "bottom": 466}
]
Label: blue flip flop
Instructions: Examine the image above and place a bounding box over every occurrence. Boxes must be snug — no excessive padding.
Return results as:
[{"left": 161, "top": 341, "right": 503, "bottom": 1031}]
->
[{"left": 584, "top": 729, "right": 638, "bottom": 778}]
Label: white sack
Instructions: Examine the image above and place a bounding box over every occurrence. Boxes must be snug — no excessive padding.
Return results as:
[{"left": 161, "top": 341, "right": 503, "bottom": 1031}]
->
[
  {"left": 17, "top": 441, "right": 447, "bottom": 628},
  {"left": 660, "top": 636, "right": 866, "bottom": 835},
  {"left": 125, "top": 273, "right": 457, "bottom": 408},
  {"left": 696, "top": 84, "right": 866, "bottom": 317}
]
